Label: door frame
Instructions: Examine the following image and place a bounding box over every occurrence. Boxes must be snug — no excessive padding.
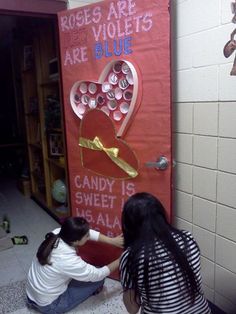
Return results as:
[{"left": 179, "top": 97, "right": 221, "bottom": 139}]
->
[{"left": 0, "top": 0, "right": 67, "bottom": 16}]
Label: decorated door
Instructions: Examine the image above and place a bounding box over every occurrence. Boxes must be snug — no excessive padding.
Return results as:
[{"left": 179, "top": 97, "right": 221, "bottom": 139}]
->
[{"left": 57, "top": 0, "right": 172, "bottom": 270}]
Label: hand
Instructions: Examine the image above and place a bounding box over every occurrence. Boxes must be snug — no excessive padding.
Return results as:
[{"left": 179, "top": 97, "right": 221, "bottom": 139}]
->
[
  {"left": 111, "top": 234, "right": 124, "bottom": 248},
  {"left": 98, "top": 233, "right": 124, "bottom": 248}
]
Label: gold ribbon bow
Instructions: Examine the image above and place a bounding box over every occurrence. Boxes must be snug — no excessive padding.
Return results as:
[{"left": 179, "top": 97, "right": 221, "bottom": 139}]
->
[{"left": 79, "top": 136, "right": 138, "bottom": 178}]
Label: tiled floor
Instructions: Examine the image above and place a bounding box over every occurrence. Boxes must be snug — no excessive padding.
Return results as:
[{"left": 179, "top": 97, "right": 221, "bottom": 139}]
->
[{"left": 0, "top": 178, "right": 126, "bottom": 314}]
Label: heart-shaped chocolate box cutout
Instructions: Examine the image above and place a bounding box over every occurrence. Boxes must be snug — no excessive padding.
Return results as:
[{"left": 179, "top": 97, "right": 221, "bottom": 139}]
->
[{"left": 79, "top": 109, "right": 139, "bottom": 179}]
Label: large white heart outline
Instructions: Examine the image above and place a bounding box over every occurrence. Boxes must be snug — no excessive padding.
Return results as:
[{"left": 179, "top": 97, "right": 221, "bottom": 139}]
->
[{"left": 69, "top": 60, "right": 139, "bottom": 137}]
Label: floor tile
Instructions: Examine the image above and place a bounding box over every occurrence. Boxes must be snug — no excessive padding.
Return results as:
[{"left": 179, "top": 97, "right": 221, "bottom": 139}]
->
[{"left": 0, "top": 179, "right": 127, "bottom": 313}]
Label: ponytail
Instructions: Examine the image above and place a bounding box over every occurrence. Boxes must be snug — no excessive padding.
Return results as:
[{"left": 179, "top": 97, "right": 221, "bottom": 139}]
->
[
  {"left": 36, "top": 232, "right": 59, "bottom": 266},
  {"left": 36, "top": 217, "right": 90, "bottom": 266}
]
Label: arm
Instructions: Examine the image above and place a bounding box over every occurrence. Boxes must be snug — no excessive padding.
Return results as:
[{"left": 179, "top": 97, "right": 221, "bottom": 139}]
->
[
  {"left": 123, "top": 289, "right": 140, "bottom": 314},
  {"left": 107, "top": 257, "right": 120, "bottom": 273},
  {"left": 98, "top": 233, "right": 124, "bottom": 248},
  {"left": 63, "top": 253, "right": 120, "bottom": 282}
]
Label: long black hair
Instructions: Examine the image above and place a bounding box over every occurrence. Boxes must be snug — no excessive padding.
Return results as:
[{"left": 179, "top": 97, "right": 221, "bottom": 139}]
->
[
  {"left": 121, "top": 192, "right": 200, "bottom": 305},
  {"left": 37, "top": 217, "right": 89, "bottom": 266}
]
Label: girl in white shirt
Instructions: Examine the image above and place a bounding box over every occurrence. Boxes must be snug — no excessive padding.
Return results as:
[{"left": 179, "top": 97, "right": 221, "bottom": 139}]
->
[{"left": 26, "top": 217, "right": 122, "bottom": 314}]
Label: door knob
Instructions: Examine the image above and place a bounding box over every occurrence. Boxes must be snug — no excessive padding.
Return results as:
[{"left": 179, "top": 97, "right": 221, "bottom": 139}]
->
[{"left": 145, "top": 156, "right": 169, "bottom": 170}]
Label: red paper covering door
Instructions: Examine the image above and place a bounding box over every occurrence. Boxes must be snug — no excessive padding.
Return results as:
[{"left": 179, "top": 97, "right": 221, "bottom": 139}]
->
[{"left": 57, "top": 0, "right": 172, "bottom": 273}]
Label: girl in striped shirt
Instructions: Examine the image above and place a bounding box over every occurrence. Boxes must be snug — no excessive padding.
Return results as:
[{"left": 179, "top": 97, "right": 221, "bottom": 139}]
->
[{"left": 119, "top": 192, "right": 211, "bottom": 314}]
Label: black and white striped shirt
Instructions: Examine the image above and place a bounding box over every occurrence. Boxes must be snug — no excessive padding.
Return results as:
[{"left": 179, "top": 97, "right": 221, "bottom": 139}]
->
[{"left": 120, "top": 230, "right": 211, "bottom": 314}]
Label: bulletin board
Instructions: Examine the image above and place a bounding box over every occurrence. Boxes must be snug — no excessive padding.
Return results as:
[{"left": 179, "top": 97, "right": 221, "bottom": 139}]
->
[{"left": 58, "top": 0, "right": 171, "bottom": 269}]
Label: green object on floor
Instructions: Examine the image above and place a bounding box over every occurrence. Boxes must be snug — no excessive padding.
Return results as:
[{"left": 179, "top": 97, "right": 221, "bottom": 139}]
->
[
  {"left": 2, "top": 215, "right": 10, "bottom": 233},
  {"left": 12, "top": 235, "right": 28, "bottom": 245}
]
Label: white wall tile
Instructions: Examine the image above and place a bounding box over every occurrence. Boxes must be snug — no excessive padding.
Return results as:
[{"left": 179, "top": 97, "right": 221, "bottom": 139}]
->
[
  {"left": 68, "top": 0, "right": 101, "bottom": 9},
  {"left": 219, "top": 64, "right": 236, "bottom": 101},
  {"left": 221, "top": 0, "right": 235, "bottom": 24},
  {"left": 174, "top": 0, "right": 188, "bottom": 4},
  {"left": 193, "top": 102, "right": 218, "bottom": 136},
  {"left": 193, "top": 167, "right": 217, "bottom": 201},
  {"left": 174, "top": 69, "right": 195, "bottom": 102},
  {"left": 175, "top": 134, "right": 193, "bottom": 164},
  {"left": 193, "top": 136, "right": 217, "bottom": 169},
  {"left": 201, "top": 256, "right": 215, "bottom": 289},
  {"left": 193, "top": 197, "right": 216, "bottom": 232},
  {"left": 215, "top": 292, "right": 236, "bottom": 314},
  {"left": 176, "top": 66, "right": 219, "bottom": 102},
  {"left": 193, "top": 225, "right": 215, "bottom": 261},
  {"left": 218, "top": 138, "right": 236, "bottom": 174},
  {"left": 217, "top": 172, "right": 236, "bottom": 208},
  {"left": 216, "top": 235, "right": 236, "bottom": 273},
  {"left": 174, "top": 0, "right": 195, "bottom": 38},
  {"left": 202, "top": 284, "right": 214, "bottom": 303},
  {"left": 173, "top": 102, "right": 193, "bottom": 133},
  {"left": 173, "top": 0, "right": 236, "bottom": 306},
  {"left": 175, "top": 0, "right": 220, "bottom": 37},
  {"left": 193, "top": 25, "right": 231, "bottom": 67},
  {"left": 217, "top": 204, "right": 236, "bottom": 242},
  {"left": 174, "top": 216, "right": 193, "bottom": 233},
  {"left": 175, "top": 163, "right": 193, "bottom": 193},
  {"left": 215, "top": 265, "right": 236, "bottom": 305},
  {"left": 174, "top": 190, "right": 192, "bottom": 222},
  {"left": 219, "top": 102, "right": 236, "bottom": 137},
  {"left": 175, "top": 36, "right": 193, "bottom": 70}
]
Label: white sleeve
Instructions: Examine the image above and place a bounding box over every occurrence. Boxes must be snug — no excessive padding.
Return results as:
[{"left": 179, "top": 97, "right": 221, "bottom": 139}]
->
[
  {"left": 62, "top": 255, "right": 110, "bottom": 282},
  {"left": 89, "top": 229, "right": 100, "bottom": 241},
  {"left": 52, "top": 228, "right": 61, "bottom": 235}
]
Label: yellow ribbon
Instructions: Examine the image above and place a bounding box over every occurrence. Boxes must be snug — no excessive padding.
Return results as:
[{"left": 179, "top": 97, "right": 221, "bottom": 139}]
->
[{"left": 79, "top": 136, "right": 138, "bottom": 178}]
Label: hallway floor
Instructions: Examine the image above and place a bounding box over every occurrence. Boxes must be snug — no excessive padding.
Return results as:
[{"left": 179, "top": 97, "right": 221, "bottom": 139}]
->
[{"left": 0, "top": 178, "right": 126, "bottom": 314}]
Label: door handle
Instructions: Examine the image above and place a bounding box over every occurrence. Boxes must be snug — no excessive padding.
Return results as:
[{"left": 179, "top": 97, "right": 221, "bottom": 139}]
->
[{"left": 145, "top": 156, "right": 169, "bottom": 170}]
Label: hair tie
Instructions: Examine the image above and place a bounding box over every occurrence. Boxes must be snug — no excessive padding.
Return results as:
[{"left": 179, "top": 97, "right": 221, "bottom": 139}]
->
[{"left": 45, "top": 232, "right": 59, "bottom": 239}]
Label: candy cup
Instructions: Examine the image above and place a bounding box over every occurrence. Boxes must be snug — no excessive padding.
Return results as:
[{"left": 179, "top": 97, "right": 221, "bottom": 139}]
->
[
  {"left": 115, "top": 87, "right": 123, "bottom": 100},
  {"left": 77, "top": 103, "right": 86, "bottom": 115},
  {"left": 88, "top": 98, "right": 97, "bottom": 109},
  {"left": 121, "top": 63, "right": 130, "bottom": 74},
  {"left": 96, "top": 94, "right": 105, "bottom": 106},
  {"left": 81, "top": 94, "right": 90, "bottom": 105},
  {"left": 79, "top": 82, "right": 88, "bottom": 94},
  {"left": 118, "top": 78, "right": 129, "bottom": 90},
  {"left": 123, "top": 89, "right": 133, "bottom": 101},
  {"left": 126, "top": 72, "right": 134, "bottom": 85},
  {"left": 74, "top": 93, "right": 81, "bottom": 103},
  {"left": 106, "top": 90, "right": 115, "bottom": 100},
  {"left": 113, "top": 61, "right": 122, "bottom": 73},
  {"left": 108, "top": 72, "right": 119, "bottom": 85},
  {"left": 120, "top": 102, "right": 130, "bottom": 114},
  {"left": 88, "top": 83, "right": 97, "bottom": 94},
  {"left": 113, "top": 110, "right": 123, "bottom": 121},
  {"left": 102, "top": 82, "right": 112, "bottom": 93},
  {"left": 107, "top": 100, "right": 117, "bottom": 111}
]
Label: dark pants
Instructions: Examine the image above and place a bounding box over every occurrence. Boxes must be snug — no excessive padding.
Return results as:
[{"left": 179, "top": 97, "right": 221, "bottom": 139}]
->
[{"left": 27, "top": 279, "right": 104, "bottom": 314}]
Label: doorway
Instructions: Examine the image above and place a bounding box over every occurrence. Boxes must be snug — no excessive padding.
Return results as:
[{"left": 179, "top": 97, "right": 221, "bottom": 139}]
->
[
  {"left": 0, "top": 15, "right": 51, "bottom": 179},
  {"left": 0, "top": 0, "right": 67, "bottom": 182},
  {"left": 0, "top": 9, "right": 70, "bottom": 222}
]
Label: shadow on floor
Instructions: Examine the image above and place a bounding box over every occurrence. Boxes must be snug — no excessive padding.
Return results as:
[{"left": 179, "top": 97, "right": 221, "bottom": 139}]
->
[{"left": 208, "top": 301, "right": 226, "bottom": 314}]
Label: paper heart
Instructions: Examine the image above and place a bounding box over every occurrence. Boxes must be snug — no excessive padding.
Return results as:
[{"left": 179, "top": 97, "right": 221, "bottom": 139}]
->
[
  {"left": 70, "top": 60, "right": 140, "bottom": 137},
  {"left": 79, "top": 109, "right": 139, "bottom": 179}
]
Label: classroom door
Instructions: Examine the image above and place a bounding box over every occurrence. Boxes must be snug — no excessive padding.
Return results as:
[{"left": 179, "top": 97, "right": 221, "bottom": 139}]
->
[{"left": 57, "top": 0, "right": 172, "bottom": 268}]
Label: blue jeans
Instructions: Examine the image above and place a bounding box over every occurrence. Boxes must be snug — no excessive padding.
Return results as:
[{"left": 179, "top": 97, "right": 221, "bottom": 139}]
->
[{"left": 27, "top": 279, "right": 104, "bottom": 314}]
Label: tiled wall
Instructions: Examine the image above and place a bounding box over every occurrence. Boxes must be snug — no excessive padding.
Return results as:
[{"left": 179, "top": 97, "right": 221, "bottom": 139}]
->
[
  {"left": 68, "top": 0, "right": 101, "bottom": 9},
  {"left": 173, "top": 0, "right": 236, "bottom": 312},
  {"left": 67, "top": 0, "right": 236, "bottom": 312}
]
